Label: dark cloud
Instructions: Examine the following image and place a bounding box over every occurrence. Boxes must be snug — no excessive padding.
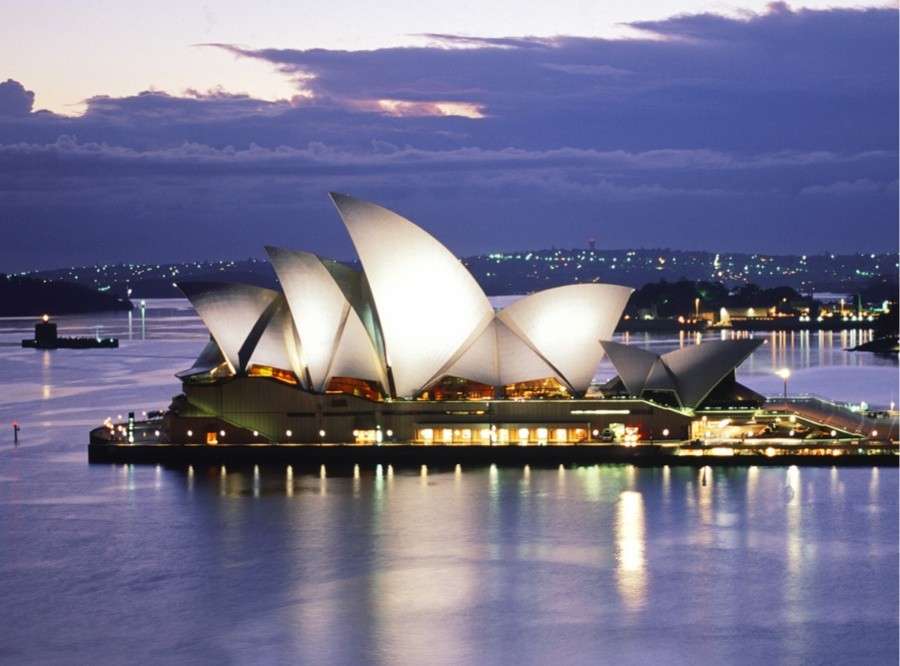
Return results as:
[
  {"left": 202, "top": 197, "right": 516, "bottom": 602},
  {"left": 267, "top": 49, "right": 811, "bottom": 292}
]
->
[
  {"left": 216, "top": 5, "right": 896, "bottom": 150},
  {"left": 78, "top": 87, "right": 307, "bottom": 125},
  {"left": 0, "top": 79, "right": 35, "bottom": 116},
  {"left": 0, "top": 4, "right": 897, "bottom": 271}
]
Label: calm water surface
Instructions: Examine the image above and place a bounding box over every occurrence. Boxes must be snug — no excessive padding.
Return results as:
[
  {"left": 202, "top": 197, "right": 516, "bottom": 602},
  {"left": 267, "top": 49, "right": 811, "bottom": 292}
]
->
[{"left": 0, "top": 303, "right": 897, "bottom": 664}]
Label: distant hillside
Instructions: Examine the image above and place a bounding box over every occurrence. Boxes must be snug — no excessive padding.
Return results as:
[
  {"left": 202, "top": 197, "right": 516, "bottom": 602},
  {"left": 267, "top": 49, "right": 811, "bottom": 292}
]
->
[
  {"left": 26, "top": 250, "right": 898, "bottom": 297},
  {"left": 117, "top": 271, "right": 279, "bottom": 298},
  {"left": 0, "top": 275, "right": 133, "bottom": 316}
]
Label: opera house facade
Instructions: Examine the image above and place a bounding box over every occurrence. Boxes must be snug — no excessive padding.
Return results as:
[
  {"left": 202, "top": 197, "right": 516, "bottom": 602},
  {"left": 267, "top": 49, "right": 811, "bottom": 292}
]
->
[{"left": 159, "top": 193, "right": 776, "bottom": 447}]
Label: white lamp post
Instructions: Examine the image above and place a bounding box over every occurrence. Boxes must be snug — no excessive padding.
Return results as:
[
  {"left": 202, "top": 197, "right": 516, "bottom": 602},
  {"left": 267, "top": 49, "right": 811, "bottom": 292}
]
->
[{"left": 776, "top": 368, "right": 791, "bottom": 398}]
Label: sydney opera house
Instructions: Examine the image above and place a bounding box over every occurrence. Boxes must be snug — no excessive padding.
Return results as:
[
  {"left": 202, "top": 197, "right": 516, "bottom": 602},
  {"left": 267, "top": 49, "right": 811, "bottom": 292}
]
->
[{"left": 156, "top": 192, "right": 784, "bottom": 447}]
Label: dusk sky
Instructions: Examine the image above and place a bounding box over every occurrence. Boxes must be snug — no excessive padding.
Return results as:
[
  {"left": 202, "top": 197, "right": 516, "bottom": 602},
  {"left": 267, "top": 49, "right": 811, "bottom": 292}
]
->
[{"left": 1, "top": 1, "right": 897, "bottom": 271}]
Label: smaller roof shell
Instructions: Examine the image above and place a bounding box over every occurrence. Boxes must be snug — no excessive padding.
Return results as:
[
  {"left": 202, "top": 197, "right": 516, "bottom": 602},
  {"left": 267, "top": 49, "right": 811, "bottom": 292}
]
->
[{"left": 601, "top": 338, "right": 763, "bottom": 409}]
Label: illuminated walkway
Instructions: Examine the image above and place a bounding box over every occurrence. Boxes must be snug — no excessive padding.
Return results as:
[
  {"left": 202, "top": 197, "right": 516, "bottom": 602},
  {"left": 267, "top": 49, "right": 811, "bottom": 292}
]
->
[{"left": 765, "top": 396, "right": 899, "bottom": 440}]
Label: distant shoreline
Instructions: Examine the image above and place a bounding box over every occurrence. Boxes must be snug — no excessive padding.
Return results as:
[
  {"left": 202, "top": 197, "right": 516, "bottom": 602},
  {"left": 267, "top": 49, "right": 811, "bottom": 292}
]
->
[
  {"left": 0, "top": 275, "right": 132, "bottom": 317},
  {"left": 849, "top": 335, "right": 899, "bottom": 354},
  {"left": 616, "top": 318, "right": 884, "bottom": 333}
]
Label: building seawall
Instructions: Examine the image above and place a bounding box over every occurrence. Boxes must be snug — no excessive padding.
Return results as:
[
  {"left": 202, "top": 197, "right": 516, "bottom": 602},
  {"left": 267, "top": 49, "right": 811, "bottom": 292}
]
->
[{"left": 88, "top": 441, "right": 898, "bottom": 468}]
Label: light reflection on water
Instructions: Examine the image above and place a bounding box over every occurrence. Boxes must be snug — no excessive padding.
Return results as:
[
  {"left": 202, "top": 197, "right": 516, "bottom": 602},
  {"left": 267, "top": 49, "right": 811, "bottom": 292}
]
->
[
  {"left": 0, "top": 458, "right": 898, "bottom": 664},
  {"left": 615, "top": 490, "right": 646, "bottom": 611}
]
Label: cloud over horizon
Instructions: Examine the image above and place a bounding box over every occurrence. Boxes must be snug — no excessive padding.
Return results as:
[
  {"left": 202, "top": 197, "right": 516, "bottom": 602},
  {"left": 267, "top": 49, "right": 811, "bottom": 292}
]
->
[{"left": 1, "top": 3, "right": 897, "bottom": 271}]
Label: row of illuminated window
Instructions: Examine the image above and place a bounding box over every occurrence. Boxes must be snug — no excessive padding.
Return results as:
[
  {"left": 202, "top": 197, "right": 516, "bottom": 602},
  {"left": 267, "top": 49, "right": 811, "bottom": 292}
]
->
[{"left": 416, "top": 426, "right": 589, "bottom": 445}]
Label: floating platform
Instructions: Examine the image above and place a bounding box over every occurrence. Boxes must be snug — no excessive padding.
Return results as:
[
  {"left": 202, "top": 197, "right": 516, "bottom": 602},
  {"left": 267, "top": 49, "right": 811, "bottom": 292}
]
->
[
  {"left": 22, "top": 336, "right": 118, "bottom": 349},
  {"left": 21, "top": 317, "right": 118, "bottom": 349}
]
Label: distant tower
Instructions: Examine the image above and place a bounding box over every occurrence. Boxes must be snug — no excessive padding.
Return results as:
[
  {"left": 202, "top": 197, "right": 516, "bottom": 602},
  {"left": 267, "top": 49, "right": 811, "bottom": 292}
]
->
[
  {"left": 35, "top": 314, "right": 58, "bottom": 348},
  {"left": 588, "top": 238, "right": 596, "bottom": 251}
]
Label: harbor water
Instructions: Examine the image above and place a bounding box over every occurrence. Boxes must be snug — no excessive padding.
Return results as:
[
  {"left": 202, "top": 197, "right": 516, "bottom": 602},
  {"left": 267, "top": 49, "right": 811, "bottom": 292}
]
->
[{"left": 0, "top": 302, "right": 897, "bottom": 664}]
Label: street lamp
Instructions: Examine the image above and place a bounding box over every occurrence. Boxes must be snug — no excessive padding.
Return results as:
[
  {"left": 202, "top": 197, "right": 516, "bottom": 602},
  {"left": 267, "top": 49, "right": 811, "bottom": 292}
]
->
[{"left": 776, "top": 368, "right": 791, "bottom": 398}]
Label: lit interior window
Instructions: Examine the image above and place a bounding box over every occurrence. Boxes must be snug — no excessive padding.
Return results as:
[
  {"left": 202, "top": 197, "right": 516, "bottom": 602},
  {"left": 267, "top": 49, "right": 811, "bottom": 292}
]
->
[
  {"left": 248, "top": 364, "right": 299, "bottom": 385},
  {"left": 325, "top": 376, "right": 383, "bottom": 401},
  {"left": 418, "top": 376, "right": 494, "bottom": 401},
  {"left": 504, "top": 377, "right": 570, "bottom": 400}
]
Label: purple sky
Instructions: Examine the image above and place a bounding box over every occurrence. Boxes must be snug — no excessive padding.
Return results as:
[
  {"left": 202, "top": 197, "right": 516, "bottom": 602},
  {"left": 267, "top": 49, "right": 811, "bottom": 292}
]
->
[{"left": 1, "top": 3, "right": 897, "bottom": 271}]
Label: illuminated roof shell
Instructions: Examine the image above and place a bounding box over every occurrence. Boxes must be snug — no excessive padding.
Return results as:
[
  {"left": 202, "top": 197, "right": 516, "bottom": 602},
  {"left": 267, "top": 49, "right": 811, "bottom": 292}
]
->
[
  {"left": 245, "top": 295, "right": 305, "bottom": 381},
  {"left": 179, "top": 193, "right": 638, "bottom": 400},
  {"left": 498, "top": 284, "right": 633, "bottom": 394},
  {"left": 178, "top": 281, "right": 280, "bottom": 374},
  {"left": 266, "top": 246, "right": 386, "bottom": 391},
  {"left": 601, "top": 338, "right": 763, "bottom": 408},
  {"left": 330, "top": 192, "right": 495, "bottom": 397}
]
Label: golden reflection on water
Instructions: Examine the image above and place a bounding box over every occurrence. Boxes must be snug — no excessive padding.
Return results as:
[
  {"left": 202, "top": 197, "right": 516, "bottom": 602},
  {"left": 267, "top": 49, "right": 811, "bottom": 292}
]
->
[
  {"left": 374, "top": 464, "right": 384, "bottom": 504},
  {"left": 829, "top": 466, "right": 843, "bottom": 501},
  {"left": 746, "top": 465, "right": 759, "bottom": 520},
  {"left": 580, "top": 465, "right": 602, "bottom": 502},
  {"left": 616, "top": 490, "right": 646, "bottom": 611},
  {"left": 367, "top": 465, "right": 477, "bottom": 664},
  {"left": 698, "top": 466, "right": 713, "bottom": 535},
  {"left": 121, "top": 463, "right": 137, "bottom": 492},
  {"left": 786, "top": 465, "right": 803, "bottom": 580},
  {"left": 142, "top": 460, "right": 896, "bottom": 661},
  {"left": 869, "top": 466, "right": 879, "bottom": 502}
]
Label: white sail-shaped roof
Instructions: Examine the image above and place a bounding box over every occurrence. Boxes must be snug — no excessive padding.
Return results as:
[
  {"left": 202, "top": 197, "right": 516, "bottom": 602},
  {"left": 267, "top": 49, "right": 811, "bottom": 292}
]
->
[
  {"left": 600, "top": 341, "right": 659, "bottom": 397},
  {"left": 438, "top": 320, "right": 500, "bottom": 387},
  {"left": 325, "top": 309, "right": 388, "bottom": 389},
  {"left": 320, "top": 259, "right": 387, "bottom": 370},
  {"left": 600, "top": 338, "right": 763, "bottom": 408},
  {"left": 498, "top": 284, "right": 633, "bottom": 394},
  {"left": 179, "top": 281, "right": 280, "bottom": 374},
  {"left": 495, "top": 318, "right": 562, "bottom": 386},
  {"left": 266, "top": 246, "right": 385, "bottom": 391},
  {"left": 246, "top": 295, "right": 305, "bottom": 381},
  {"left": 661, "top": 338, "right": 762, "bottom": 408},
  {"left": 331, "top": 192, "right": 494, "bottom": 397},
  {"left": 176, "top": 338, "right": 226, "bottom": 379},
  {"left": 267, "top": 247, "right": 347, "bottom": 388}
]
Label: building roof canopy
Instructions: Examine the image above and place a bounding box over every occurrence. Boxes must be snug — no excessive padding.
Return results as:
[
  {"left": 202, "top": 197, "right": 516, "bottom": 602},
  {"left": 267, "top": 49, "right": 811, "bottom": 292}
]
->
[{"left": 180, "top": 193, "right": 635, "bottom": 399}]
